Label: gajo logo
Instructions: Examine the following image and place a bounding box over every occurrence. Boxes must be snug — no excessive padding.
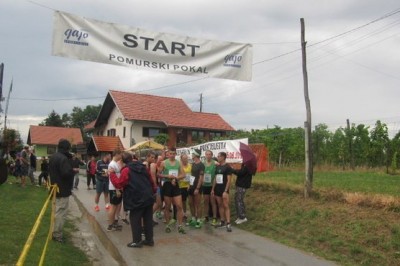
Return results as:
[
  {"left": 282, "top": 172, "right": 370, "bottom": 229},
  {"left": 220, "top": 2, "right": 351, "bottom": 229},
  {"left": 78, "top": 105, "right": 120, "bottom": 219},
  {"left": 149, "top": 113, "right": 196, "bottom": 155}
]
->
[
  {"left": 63, "top": 29, "right": 89, "bottom": 46},
  {"left": 223, "top": 54, "right": 243, "bottom": 68}
]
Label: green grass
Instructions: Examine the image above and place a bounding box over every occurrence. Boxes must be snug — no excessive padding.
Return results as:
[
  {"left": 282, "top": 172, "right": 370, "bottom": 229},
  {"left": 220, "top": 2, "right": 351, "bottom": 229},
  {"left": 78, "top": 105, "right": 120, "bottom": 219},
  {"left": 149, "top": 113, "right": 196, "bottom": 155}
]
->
[
  {"left": 231, "top": 169, "right": 400, "bottom": 266},
  {"left": 258, "top": 170, "right": 400, "bottom": 196},
  {"left": 0, "top": 177, "right": 89, "bottom": 266}
]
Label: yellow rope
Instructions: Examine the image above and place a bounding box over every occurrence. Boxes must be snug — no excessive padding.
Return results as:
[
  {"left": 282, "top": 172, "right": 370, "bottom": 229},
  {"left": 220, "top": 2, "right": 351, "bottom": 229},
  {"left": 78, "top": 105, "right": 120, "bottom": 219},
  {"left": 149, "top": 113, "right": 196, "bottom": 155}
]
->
[
  {"left": 38, "top": 184, "right": 58, "bottom": 266},
  {"left": 16, "top": 184, "right": 58, "bottom": 266}
]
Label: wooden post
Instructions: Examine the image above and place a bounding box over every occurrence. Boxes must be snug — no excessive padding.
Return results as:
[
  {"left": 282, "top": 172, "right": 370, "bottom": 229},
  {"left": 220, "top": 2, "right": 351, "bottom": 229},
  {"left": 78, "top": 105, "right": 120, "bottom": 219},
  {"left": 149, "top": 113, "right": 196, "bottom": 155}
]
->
[{"left": 301, "top": 18, "right": 313, "bottom": 198}]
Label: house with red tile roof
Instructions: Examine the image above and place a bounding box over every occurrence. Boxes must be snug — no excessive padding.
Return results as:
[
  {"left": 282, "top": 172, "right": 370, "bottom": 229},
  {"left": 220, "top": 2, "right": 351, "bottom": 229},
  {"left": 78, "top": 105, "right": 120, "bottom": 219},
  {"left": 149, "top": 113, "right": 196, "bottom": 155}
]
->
[
  {"left": 87, "top": 136, "right": 124, "bottom": 155},
  {"left": 27, "top": 125, "right": 84, "bottom": 158},
  {"left": 93, "top": 90, "right": 235, "bottom": 148}
]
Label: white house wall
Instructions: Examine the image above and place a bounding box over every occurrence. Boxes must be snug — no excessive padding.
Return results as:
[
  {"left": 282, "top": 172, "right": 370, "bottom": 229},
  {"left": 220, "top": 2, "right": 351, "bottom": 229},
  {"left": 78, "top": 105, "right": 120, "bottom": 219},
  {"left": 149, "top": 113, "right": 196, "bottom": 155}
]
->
[{"left": 103, "top": 106, "right": 166, "bottom": 149}]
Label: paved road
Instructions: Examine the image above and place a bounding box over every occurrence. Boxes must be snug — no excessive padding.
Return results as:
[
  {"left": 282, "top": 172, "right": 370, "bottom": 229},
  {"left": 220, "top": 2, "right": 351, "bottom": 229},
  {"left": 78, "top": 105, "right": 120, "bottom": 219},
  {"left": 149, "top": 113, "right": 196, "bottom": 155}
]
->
[{"left": 71, "top": 175, "right": 336, "bottom": 266}]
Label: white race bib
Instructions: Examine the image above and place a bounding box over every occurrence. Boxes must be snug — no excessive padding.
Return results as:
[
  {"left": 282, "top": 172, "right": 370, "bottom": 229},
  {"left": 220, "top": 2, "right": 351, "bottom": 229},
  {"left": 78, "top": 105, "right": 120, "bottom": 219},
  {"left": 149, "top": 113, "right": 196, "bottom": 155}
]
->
[
  {"left": 169, "top": 169, "right": 178, "bottom": 177},
  {"left": 189, "top": 176, "right": 196, "bottom": 186},
  {"left": 204, "top": 173, "right": 211, "bottom": 183},
  {"left": 216, "top": 174, "right": 223, "bottom": 184},
  {"left": 185, "top": 174, "right": 191, "bottom": 182}
]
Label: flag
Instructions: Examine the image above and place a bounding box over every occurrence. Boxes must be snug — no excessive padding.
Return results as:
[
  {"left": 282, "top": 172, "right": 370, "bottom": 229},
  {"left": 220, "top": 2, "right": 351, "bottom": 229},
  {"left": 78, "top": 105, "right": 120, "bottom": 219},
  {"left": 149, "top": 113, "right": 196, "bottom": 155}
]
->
[{"left": 0, "top": 63, "right": 4, "bottom": 100}]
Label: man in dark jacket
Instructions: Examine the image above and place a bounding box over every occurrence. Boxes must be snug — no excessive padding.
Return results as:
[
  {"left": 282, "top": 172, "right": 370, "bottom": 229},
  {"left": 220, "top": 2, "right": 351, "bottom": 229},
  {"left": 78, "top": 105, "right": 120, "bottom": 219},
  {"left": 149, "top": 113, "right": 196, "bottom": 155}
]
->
[
  {"left": 110, "top": 152, "right": 155, "bottom": 248},
  {"left": 233, "top": 163, "right": 253, "bottom": 225},
  {"left": 49, "top": 139, "right": 74, "bottom": 243}
]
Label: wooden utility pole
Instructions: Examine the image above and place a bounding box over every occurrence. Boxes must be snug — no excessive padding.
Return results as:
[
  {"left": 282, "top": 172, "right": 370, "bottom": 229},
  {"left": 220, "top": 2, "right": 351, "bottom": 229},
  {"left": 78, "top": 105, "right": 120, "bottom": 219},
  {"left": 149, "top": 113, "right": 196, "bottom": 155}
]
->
[{"left": 301, "top": 18, "right": 313, "bottom": 198}]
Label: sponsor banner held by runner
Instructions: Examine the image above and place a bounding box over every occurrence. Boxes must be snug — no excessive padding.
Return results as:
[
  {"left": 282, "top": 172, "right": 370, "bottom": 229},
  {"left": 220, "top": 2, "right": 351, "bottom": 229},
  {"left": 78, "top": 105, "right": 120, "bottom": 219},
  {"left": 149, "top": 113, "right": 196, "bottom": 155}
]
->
[
  {"left": 52, "top": 11, "right": 253, "bottom": 81},
  {"left": 176, "top": 138, "right": 248, "bottom": 163}
]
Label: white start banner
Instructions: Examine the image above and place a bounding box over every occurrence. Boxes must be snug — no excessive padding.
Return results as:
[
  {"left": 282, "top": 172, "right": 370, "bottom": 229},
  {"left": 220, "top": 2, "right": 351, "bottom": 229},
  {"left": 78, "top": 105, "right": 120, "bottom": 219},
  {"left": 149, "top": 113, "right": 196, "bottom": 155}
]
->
[
  {"left": 176, "top": 138, "right": 248, "bottom": 163},
  {"left": 52, "top": 11, "right": 253, "bottom": 81}
]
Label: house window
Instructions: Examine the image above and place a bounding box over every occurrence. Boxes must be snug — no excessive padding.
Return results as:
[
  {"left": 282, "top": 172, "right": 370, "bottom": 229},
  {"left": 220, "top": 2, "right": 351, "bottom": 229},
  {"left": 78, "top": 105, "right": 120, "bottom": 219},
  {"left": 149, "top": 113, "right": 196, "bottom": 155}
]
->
[
  {"left": 107, "top": 128, "right": 116, "bottom": 136},
  {"left": 47, "top": 146, "right": 56, "bottom": 155},
  {"left": 123, "top": 127, "right": 126, "bottom": 138},
  {"left": 192, "top": 130, "right": 204, "bottom": 142},
  {"left": 210, "top": 131, "right": 222, "bottom": 140},
  {"left": 142, "top": 127, "right": 166, "bottom": 137}
]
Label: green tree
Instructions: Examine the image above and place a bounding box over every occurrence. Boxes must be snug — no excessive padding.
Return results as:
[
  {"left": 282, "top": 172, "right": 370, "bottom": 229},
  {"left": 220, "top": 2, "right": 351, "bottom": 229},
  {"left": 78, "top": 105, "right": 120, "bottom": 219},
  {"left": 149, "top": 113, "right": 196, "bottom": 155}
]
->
[
  {"left": 369, "top": 120, "right": 389, "bottom": 168},
  {"left": 154, "top": 133, "right": 169, "bottom": 146},
  {"left": 70, "top": 105, "right": 102, "bottom": 129},
  {"left": 313, "top": 123, "right": 332, "bottom": 166},
  {"left": 1, "top": 128, "right": 23, "bottom": 152},
  {"left": 328, "top": 128, "right": 347, "bottom": 168},
  {"left": 352, "top": 124, "right": 370, "bottom": 167},
  {"left": 39, "top": 110, "right": 63, "bottom": 127}
]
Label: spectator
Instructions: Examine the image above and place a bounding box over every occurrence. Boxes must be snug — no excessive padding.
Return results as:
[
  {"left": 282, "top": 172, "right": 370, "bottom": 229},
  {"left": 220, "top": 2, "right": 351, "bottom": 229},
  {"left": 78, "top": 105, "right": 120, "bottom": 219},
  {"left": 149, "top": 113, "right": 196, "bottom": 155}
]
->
[
  {"left": 49, "top": 139, "right": 74, "bottom": 243},
  {"left": 38, "top": 157, "right": 49, "bottom": 187}
]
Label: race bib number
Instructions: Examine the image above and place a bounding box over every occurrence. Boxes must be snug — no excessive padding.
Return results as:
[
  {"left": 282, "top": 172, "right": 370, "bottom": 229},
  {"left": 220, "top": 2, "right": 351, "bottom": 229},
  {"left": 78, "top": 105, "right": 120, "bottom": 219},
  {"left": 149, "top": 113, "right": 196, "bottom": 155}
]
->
[
  {"left": 204, "top": 173, "right": 211, "bottom": 183},
  {"left": 169, "top": 169, "right": 178, "bottom": 177},
  {"left": 189, "top": 176, "right": 195, "bottom": 186},
  {"left": 185, "top": 174, "right": 191, "bottom": 182},
  {"left": 216, "top": 174, "right": 223, "bottom": 184}
]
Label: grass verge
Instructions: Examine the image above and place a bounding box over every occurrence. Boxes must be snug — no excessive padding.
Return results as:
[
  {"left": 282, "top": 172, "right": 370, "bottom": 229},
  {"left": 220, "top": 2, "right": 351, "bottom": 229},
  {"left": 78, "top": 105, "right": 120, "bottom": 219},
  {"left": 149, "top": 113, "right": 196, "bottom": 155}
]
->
[
  {"left": 0, "top": 177, "right": 90, "bottom": 266},
  {"left": 232, "top": 171, "right": 400, "bottom": 266}
]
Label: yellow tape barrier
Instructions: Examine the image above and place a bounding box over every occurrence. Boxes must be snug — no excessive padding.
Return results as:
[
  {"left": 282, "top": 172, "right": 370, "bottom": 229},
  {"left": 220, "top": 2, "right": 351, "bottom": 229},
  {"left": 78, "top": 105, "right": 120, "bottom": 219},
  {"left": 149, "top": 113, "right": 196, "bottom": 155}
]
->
[{"left": 16, "top": 184, "right": 58, "bottom": 266}]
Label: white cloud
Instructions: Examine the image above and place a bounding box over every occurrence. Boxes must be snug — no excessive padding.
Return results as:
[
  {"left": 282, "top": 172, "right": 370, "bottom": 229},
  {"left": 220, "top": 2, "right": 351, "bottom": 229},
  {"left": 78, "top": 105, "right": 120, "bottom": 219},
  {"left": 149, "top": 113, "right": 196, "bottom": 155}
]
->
[{"left": 1, "top": 0, "right": 399, "bottom": 144}]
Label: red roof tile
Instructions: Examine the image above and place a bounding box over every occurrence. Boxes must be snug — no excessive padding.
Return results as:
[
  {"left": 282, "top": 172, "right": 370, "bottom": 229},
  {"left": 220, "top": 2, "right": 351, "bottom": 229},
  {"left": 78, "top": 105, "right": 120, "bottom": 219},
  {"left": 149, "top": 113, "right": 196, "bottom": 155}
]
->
[
  {"left": 91, "top": 136, "right": 125, "bottom": 152},
  {"left": 84, "top": 120, "right": 96, "bottom": 131},
  {"left": 109, "top": 90, "right": 234, "bottom": 131},
  {"left": 28, "top": 126, "right": 83, "bottom": 145}
]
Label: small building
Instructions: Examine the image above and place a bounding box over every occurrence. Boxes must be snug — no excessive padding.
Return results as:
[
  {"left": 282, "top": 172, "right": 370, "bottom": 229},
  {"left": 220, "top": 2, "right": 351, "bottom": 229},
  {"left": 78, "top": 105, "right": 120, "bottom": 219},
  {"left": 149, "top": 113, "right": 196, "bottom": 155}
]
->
[
  {"left": 92, "top": 90, "right": 235, "bottom": 148},
  {"left": 86, "top": 135, "right": 125, "bottom": 157},
  {"left": 27, "top": 125, "right": 84, "bottom": 158}
]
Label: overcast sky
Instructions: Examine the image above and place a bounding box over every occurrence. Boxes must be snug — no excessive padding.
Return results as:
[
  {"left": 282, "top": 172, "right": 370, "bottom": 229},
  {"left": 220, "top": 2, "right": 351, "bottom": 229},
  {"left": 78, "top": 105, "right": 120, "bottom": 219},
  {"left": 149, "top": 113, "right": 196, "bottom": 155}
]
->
[{"left": 1, "top": 0, "right": 399, "bottom": 143}]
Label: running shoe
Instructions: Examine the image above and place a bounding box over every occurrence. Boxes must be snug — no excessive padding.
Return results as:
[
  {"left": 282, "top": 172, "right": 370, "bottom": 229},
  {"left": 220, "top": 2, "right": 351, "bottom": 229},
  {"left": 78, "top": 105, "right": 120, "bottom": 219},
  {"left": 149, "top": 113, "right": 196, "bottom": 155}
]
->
[
  {"left": 105, "top": 204, "right": 110, "bottom": 210},
  {"left": 211, "top": 218, "right": 218, "bottom": 226},
  {"left": 106, "top": 224, "right": 115, "bottom": 231},
  {"left": 94, "top": 205, "right": 100, "bottom": 212},
  {"left": 216, "top": 221, "right": 226, "bottom": 228},
  {"left": 178, "top": 225, "right": 186, "bottom": 234},
  {"left": 156, "top": 211, "right": 163, "bottom": 220},
  {"left": 235, "top": 217, "right": 248, "bottom": 224},
  {"left": 195, "top": 220, "right": 202, "bottom": 229},
  {"left": 226, "top": 223, "right": 232, "bottom": 232},
  {"left": 122, "top": 218, "right": 130, "bottom": 225}
]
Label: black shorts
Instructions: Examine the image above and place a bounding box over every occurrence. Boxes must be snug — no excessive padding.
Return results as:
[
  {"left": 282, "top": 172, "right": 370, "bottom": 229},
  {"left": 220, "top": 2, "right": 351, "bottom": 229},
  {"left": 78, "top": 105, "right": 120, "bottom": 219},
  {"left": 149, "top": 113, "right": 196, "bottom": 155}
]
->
[
  {"left": 162, "top": 182, "right": 181, "bottom": 197},
  {"left": 202, "top": 186, "right": 212, "bottom": 195},
  {"left": 188, "top": 187, "right": 202, "bottom": 196},
  {"left": 110, "top": 190, "right": 123, "bottom": 205},
  {"left": 181, "top": 188, "right": 189, "bottom": 201},
  {"left": 214, "top": 186, "right": 229, "bottom": 197}
]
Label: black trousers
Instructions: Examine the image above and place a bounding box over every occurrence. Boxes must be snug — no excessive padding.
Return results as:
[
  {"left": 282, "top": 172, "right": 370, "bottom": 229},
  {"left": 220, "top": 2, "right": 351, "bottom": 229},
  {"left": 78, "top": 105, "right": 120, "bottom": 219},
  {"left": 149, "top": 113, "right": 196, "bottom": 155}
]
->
[{"left": 129, "top": 204, "right": 153, "bottom": 243}]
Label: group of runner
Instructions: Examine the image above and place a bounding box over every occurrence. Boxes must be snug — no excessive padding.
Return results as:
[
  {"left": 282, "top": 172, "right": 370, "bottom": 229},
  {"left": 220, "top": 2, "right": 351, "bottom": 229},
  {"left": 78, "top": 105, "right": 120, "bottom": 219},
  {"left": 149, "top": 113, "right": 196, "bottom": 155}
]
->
[
  {"left": 93, "top": 146, "right": 237, "bottom": 239},
  {"left": 155, "top": 147, "right": 235, "bottom": 233}
]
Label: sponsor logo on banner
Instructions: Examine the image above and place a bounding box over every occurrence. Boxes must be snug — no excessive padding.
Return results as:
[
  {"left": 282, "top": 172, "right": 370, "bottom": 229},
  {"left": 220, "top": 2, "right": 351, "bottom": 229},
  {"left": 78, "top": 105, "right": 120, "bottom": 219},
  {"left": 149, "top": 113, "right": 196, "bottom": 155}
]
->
[
  {"left": 63, "top": 29, "right": 90, "bottom": 46},
  {"left": 52, "top": 11, "right": 253, "bottom": 81}
]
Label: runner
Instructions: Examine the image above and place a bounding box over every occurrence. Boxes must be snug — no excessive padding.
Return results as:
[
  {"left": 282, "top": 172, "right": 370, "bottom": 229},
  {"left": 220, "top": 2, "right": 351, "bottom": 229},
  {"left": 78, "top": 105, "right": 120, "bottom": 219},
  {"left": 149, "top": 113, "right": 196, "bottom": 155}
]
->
[
  {"left": 211, "top": 152, "right": 234, "bottom": 232},
  {"left": 187, "top": 149, "right": 204, "bottom": 228},
  {"left": 179, "top": 153, "right": 191, "bottom": 224},
  {"left": 202, "top": 150, "right": 218, "bottom": 225},
  {"left": 94, "top": 154, "right": 111, "bottom": 211},
  {"left": 159, "top": 147, "right": 186, "bottom": 234},
  {"left": 106, "top": 150, "right": 123, "bottom": 231}
]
